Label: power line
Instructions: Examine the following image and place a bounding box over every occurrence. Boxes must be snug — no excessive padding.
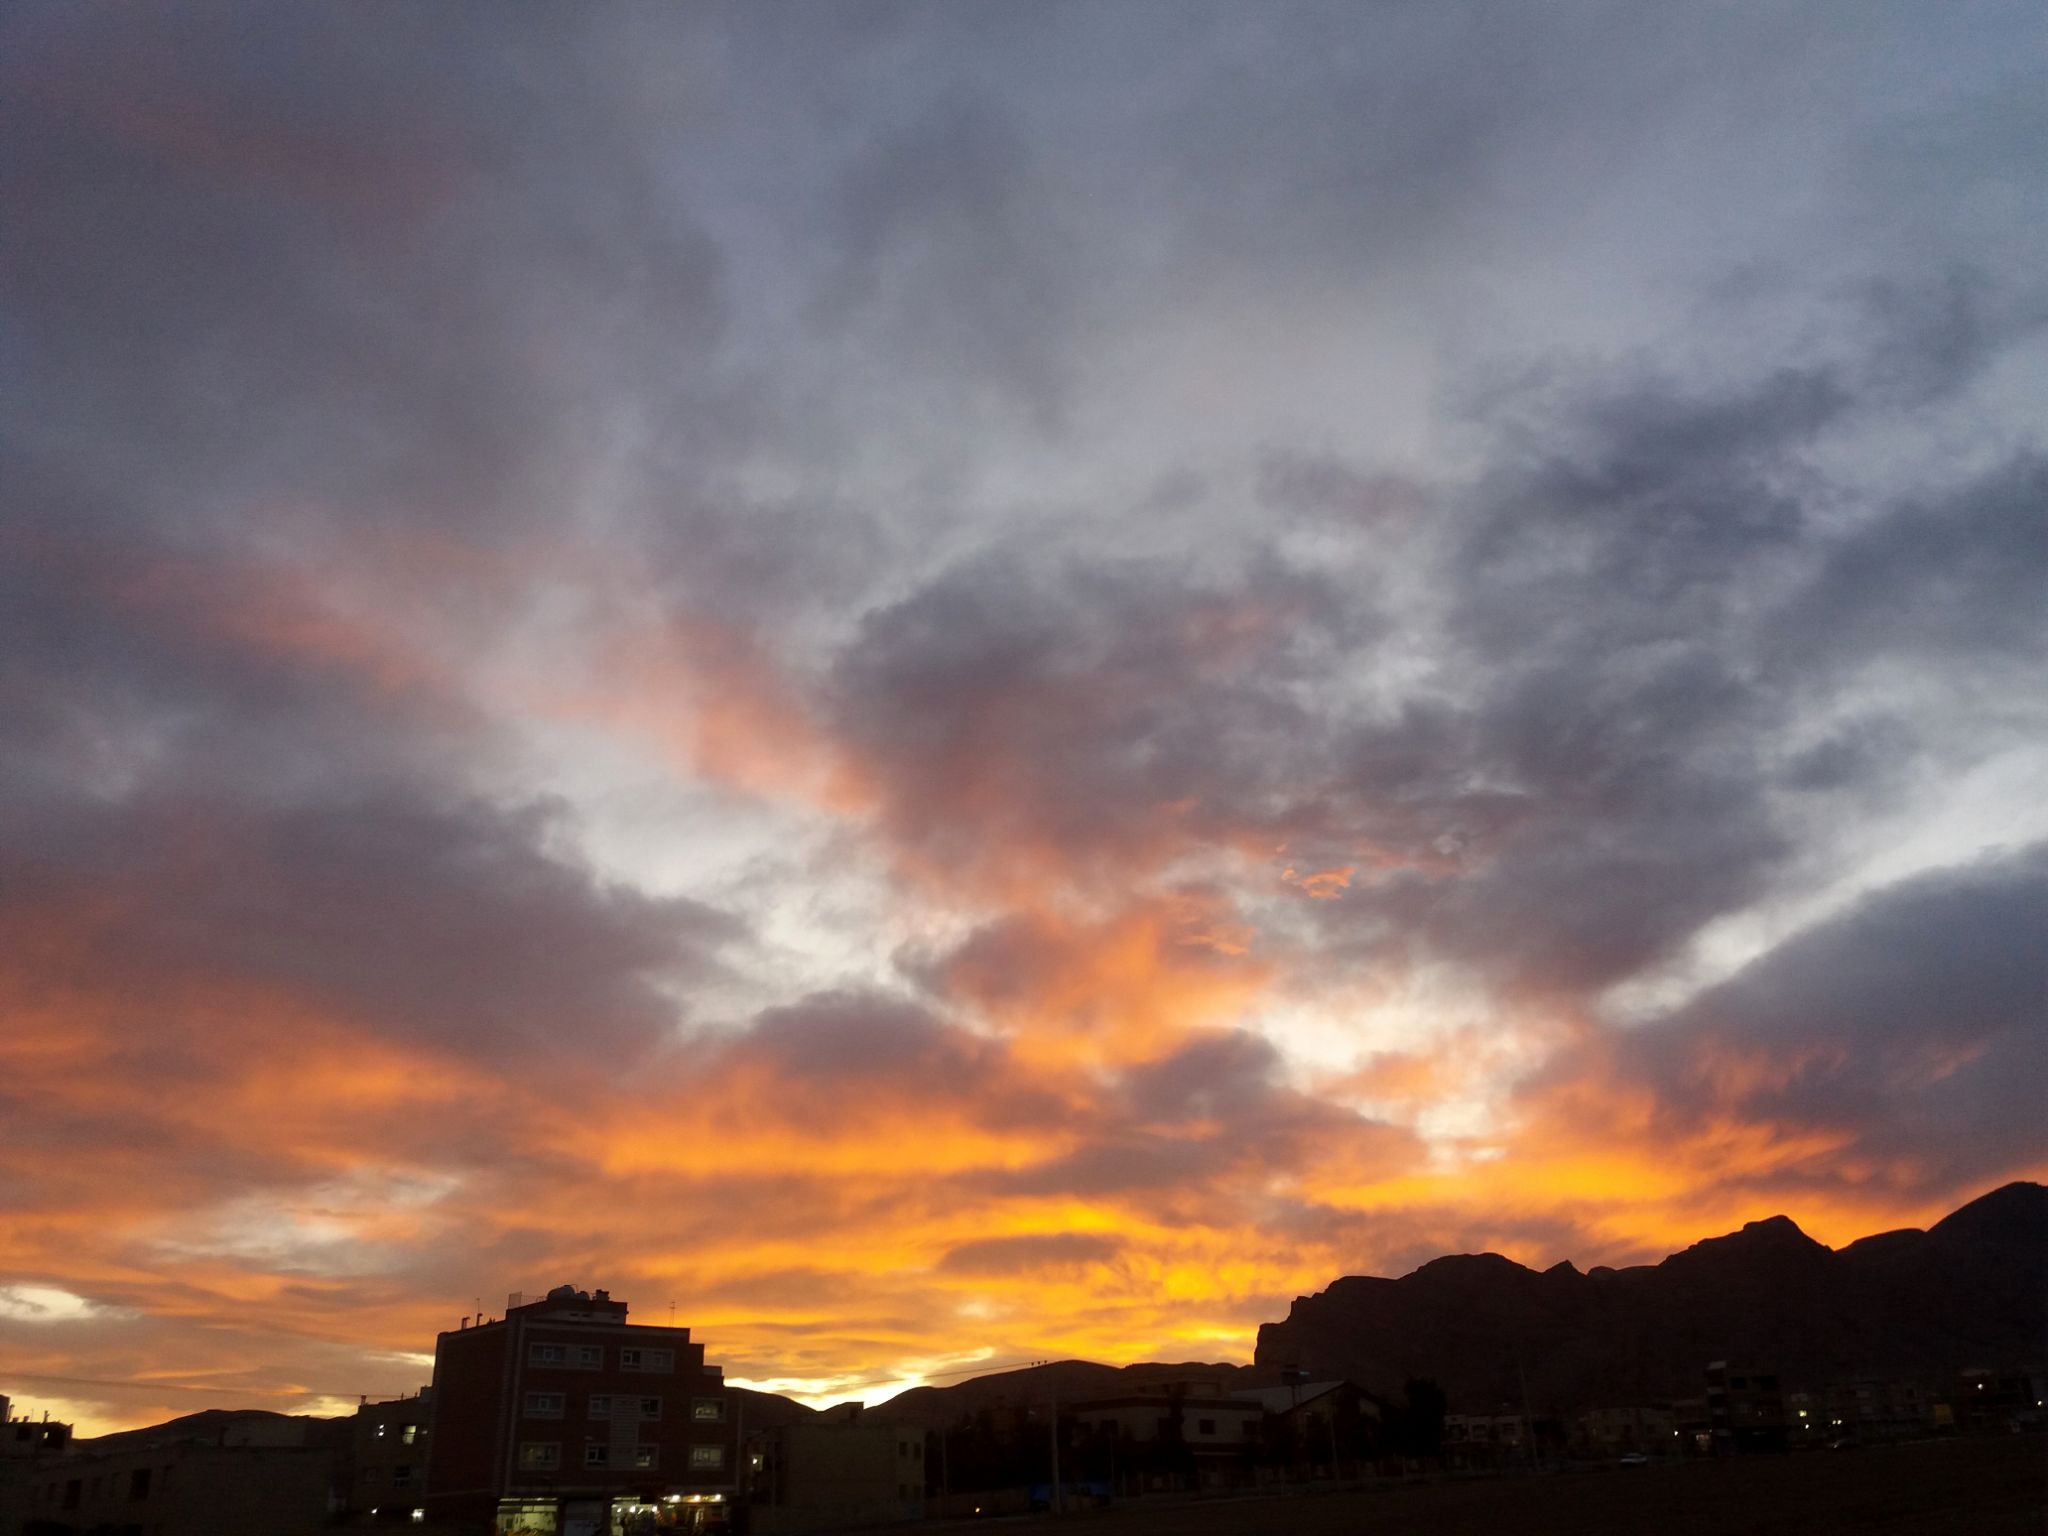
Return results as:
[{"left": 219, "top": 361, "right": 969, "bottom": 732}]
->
[{"left": 3, "top": 1371, "right": 392, "bottom": 1400}]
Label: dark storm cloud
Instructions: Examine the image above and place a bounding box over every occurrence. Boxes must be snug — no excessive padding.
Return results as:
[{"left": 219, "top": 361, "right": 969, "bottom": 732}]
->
[
  {"left": 0, "top": 514, "right": 475, "bottom": 806},
  {"left": 979, "top": 1032, "right": 1420, "bottom": 1207},
  {"left": 1526, "top": 844, "right": 2048, "bottom": 1200},
  {"left": 1303, "top": 299, "right": 2048, "bottom": 1000},
  {"left": 1765, "top": 452, "right": 2048, "bottom": 679},
  {"left": 722, "top": 991, "right": 1011, "bottom": 1096},
  {"left": 0, "top": 787, "right": 740, "bottom": 1061},
  {"left": 832, "top": 551, "right": 1370, "bottom": 886}
]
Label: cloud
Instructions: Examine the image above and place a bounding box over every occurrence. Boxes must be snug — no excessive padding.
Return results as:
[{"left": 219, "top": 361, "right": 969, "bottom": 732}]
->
[
  {"left": 0, "top": 1286, "right": 135, "bottom": 1325},
  {"left": 1, "top": 0, "right": 2044, "bottom": 1429},
  {"left": 0, "top": 788, "right": 740, "bottom": 1063},
  {"left": 938, "top": 1233, "right": 1123, "bottom": 1276},
  {"left": 1520, "top": 844, "right": 2048, "bottom": 1209}
]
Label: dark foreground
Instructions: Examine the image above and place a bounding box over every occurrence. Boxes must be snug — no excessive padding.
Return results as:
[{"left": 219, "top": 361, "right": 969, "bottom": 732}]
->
[{"left": 955, "top": 1435, "right": 2047, "bottom": 1536}]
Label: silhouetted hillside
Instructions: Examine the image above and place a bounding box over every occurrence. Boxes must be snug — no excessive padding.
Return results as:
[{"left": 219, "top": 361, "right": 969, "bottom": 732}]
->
[
  {"left": 730, "top": 1384, "right": 820, "bottom": 1429},
  {"left": 75, "top": 1387, "right": 816, "bottom": 1451},
  {"left": 77, "top": 1408, "right": 352, "bottom": 1452},
  {"left": 1253, "top": 1182, "right": 2046, "bottom": 1413},
  {"left": 867, "top": 1359, "right": 1258, "bottom": 1426}
]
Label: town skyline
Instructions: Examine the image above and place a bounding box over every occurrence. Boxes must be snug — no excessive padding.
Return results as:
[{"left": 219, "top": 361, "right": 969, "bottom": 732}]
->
[
  {"left": 4, "top": 1180, "right": 2037, "bottom": 1438},
  {"left": 5, "top": 4, "right": 2045, "bottom": 1447}
]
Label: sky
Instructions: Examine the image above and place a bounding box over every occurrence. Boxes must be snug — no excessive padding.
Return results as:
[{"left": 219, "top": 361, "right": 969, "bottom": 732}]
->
[{"left": 3, "top": 2, "right": 2045, "bottom": 1435}]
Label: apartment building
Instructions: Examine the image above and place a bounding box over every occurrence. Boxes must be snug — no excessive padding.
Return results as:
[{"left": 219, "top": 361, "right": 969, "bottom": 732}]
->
[{"left": 422, "top": 1287, "right": 736, "bottom": 1535}]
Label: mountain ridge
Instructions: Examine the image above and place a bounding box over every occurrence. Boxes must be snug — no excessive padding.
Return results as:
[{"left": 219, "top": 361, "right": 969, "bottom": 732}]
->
[{"left": 1251, "top": 1181, "right": 2046, "bottom": 1412}]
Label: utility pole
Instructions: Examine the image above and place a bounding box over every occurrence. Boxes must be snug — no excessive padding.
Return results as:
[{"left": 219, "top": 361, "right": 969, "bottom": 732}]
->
[{"left": 1049, "top": 1368, "right": 1063, "bottom": 1518}]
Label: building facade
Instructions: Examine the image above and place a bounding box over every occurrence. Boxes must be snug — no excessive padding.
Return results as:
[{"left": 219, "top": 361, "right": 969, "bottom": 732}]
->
[
  {"left": 423, "top": 1287, "right": 737, "bottom": 1536},
  {"left": 348, "top": 1390, "right": 432, "bottom": 1521},
  {"left": 743, "top": 1405, "right": 923, "bottom": 1532},
  {"left": 1705, "top": 1361, "right": 1787, "bottom": 1454},
  {"left": 0, "top": 1399, "right": 75, "bottom": 1536},
  {"left": 9, "top": 1440, "right": 333, "bottom": 1536},
  {"left": 1070, "top": 1379, "right": 1262, "bottom": 1488}
]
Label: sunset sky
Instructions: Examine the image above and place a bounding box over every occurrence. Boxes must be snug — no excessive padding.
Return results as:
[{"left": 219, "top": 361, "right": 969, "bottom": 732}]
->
[{"left": 4, "top": 4, "right": 2045, "bottom": 1435}]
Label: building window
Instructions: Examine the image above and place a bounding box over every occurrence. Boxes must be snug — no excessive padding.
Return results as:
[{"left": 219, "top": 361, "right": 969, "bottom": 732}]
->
[
  {"left": 529, "top": 1343, "right": 565, "bottom": 1366},
  {"left": 1198, "top": 1419, "right": 1216, "bottom": 1435},
  {"left": 584, "top": 1444, "right": 610, "bottom": 1468},
  {"left": 619, "top": 1347, "right": 673, "bottom": 1373},
  {"left": 393, "top": 1465, "right": 414, "bottom": 1487},
  {"left": 692, "top": 1399, "right": 724, "bottom": 1422},
  {"left": 517, "top": 1442, "right": 560, "bottom": 1471},
  {"left": 524, "top": 1391, "right": 566, "bottom": 1419},
  {"left": 128, "top": 1468, "right": 152, "bottom": 1501},
  {"left": 573, "top": 1345, "right": 602, "bottom": 1368},
  {"left": 589, "top": 1395, "right": 611, "bottom": 1419},
  {"left": 639, "top": 1397, "right": 662, "bottom": 1420},
  {"left": 634, "top": 1446, "right": 659, "bottom": 1470},
  {"left": 689, "top": 1445, "right": 724, "bottom": 1470},
  {"left": 401, "top": 1423, "right": 420, "bottom": 1445}
]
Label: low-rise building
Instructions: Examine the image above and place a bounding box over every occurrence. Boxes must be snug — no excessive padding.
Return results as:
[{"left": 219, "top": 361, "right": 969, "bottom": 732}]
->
[
  {"left": 743, "top": 1404, "right": 922, "bottom": 1532},
  {"left": 1705, "top": 1361, "right": 1786, "bottom": 1454},
  {"left": 1443, "top": 1412, "right": 1530, "bottom": 1466},
  {"left": 0, "top": 1398, "right": 75, "bottom": 1536},
  {"left": 1229, "top": 1381, "right": 1380, "bottom": 1469},
  {"left": 1575, "top": 1403, "right": 1680, "bottom": 1457},
  {"left": 1070, "top": 1379, "right": 1261, "bottom": 1488},
  {"left": 11, "top": 1435, "right": 333, "bottom": 1536},
  {"left": 347, "top": 1389, "right": 432, "bottom": 1521},
  {"left": 1956, "top": 1367, "right": 2043, "bottom": 1432}
]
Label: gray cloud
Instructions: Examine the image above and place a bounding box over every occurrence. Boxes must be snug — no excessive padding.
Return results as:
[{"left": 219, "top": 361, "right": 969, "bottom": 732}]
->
[
  {"left": 1576, "top": 844, "right": 2048, "bottom": 1200},
  {"left": 938, "top": 1233, "right": 1122, "bottom": 1276},
  {"left": 0, "top": 787, "right": 741, "bottom": 1063},
  {"left": 978, "top": 1031, "right": 1420, "bottom": 1208}
]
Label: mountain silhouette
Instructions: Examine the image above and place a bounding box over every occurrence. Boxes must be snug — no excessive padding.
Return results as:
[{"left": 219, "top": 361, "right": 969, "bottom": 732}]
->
[{"left": 1250, "top": 1182, "right": 2047, "bottom": 1413}]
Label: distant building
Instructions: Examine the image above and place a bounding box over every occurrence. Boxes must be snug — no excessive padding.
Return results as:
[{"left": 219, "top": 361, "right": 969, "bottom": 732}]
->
[
  {"left": 422, "top": 1285, "right": 737, "bottom": 1534},
  {"left": 1788, "top": 1378, "right": 1941, "bottom": 1445},
  {"left": 1229, "top": 1380, "right": 1375, "bottom": 1429},
  {"left": 1070, "top": 1378, "right": 1261, "bottom": 1487},
  {"left": 743, "top": 1404, "right": 923, "bottom": 1532},
  {"left": 0, "top": 1397, "right": 75, "bottom": 1536},
  {"left": 1575, "top": 1403, "right": 1680, "bottom": 1456},
  {"left": 0, "top": 1400, "right": 73, "bottom": 1462},
  {"left": 1956, "top": 1367, "right": 2044, "bottom": 1432},
  {"left": 1705, "top": 1361, "right": 1786, "bottom": 1454},
  {"left": 6, "top": 1419, "right": 332, "bottom": 1536},
  {"left": 347, "top": 1390, "right": 432, "bottom": 1521},
  {"left": 1229, "top": 1381, "right": 1379, "bottom": 1469},
  {"left": 1443, "top": 1412, "right": 1529, "bottom": 1466}
]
